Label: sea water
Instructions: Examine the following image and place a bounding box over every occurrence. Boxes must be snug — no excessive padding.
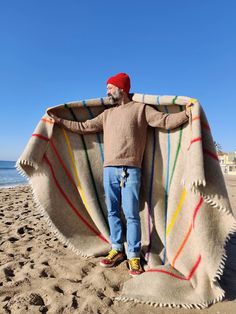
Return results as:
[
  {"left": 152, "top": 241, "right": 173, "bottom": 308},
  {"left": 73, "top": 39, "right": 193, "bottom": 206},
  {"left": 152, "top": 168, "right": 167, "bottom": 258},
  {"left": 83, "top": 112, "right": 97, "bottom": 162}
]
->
[{"left": 0, "top": 160, "right": 27, "bottom": 188}]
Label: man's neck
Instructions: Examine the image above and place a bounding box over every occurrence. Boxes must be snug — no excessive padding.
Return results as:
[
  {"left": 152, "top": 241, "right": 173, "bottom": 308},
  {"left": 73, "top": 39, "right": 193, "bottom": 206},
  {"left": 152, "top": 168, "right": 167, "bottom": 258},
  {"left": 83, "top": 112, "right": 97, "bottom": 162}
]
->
[{"left": 117, "top": 94, "right": 131, "bottom": 105}]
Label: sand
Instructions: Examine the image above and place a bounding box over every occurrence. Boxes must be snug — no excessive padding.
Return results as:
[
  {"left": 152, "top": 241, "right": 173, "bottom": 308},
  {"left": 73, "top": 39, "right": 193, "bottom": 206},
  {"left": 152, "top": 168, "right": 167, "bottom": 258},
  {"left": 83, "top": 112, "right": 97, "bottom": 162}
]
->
[{"left": 0, "top": 176, "right": 236, "bottom": 314}]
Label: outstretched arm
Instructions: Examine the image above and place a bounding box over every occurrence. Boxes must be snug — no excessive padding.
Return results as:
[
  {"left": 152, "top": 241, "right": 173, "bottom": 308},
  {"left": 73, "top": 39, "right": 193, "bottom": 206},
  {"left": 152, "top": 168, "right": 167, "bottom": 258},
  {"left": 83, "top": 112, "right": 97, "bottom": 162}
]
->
[
  {"left": 145, "top": 105, "right": 190, "bottom": 130},
  {"left": 49, "top": 111, "right": 104, "bottom": 134}
]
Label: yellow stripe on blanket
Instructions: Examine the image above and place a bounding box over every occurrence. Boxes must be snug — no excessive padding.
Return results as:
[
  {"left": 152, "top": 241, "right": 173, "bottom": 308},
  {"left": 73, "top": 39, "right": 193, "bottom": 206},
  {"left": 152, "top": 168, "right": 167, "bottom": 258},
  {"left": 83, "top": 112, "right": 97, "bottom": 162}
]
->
[
  {"left": 63, "top": 129, "right": 91, "bottom": 214},
  {"left": 166, "top": 188, "right": 187, "bottom": 236}
]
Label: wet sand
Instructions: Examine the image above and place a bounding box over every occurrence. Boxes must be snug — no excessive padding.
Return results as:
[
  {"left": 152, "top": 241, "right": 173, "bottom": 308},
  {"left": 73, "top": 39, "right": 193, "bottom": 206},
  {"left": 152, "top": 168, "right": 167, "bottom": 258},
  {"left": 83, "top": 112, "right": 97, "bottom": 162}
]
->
[{"left": 0, "top": 176, "right": 235, "bottom": 313}]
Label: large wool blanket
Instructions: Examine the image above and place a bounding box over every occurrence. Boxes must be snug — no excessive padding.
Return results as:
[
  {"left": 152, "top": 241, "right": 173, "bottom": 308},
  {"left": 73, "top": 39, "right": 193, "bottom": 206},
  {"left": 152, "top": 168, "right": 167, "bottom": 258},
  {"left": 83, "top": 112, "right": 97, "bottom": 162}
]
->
[{"left": 17, "top": 94, "right": 236, "bottom": 309}]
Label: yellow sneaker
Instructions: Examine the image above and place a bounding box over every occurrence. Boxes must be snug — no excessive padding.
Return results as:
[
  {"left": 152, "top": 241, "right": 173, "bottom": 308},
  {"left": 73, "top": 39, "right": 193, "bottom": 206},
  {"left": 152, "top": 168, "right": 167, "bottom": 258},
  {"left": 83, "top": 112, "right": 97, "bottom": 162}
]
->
[
  {"left": 99, "top": 249, "right": 125, "bottom": 268},
  {"left": 128, "top": 257, "right": 143, "bottom": 277}
]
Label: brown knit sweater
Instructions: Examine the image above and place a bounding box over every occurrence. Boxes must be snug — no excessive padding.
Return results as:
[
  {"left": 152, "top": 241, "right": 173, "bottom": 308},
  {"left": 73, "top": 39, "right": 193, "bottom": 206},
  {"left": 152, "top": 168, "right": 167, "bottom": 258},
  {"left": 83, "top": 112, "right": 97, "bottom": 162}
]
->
[{"left": 50, "top": 101, "right": 189, "bottom": 168}]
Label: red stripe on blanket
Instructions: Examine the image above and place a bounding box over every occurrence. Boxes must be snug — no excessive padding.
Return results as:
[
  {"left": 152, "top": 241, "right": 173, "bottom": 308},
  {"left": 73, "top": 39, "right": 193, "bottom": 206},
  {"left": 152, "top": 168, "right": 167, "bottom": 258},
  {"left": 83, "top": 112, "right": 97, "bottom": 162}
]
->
[
  {"left": 193, "top": 197, "right": 204, "bottom": 228},
  {"left": 146, "top": 269, "right": 187, "bottom": 280},
  {"left": 32, "top": 133, "right": 49, "bottom": 141},
  {"left": 192, "top": 116, "right": 201, "bottom": 121},
  {"left": 148, "top": 255, "right": 202, "bottom": 281},
  {"left": 201, "top": 121, "right": 210, "bottom": 131},
  {"left": 32, "top": 134, "right": 78, "bottom": 190},
  {"left": 41, "top": 117, "right": 54, "bottom": 124},
  {"left": 172, "top": 197, "right": 203, "bottom": 267},
  {"left": 188, "top": 137, "right": 202, "bottom": 150},
  {"left": 49, "top": 140, "right": 78, "bottom": 190},
  {"left": 33, "top": 134, "right": 83, "bottom": 200},
  {"left": 192, "top": 116, "right": 210, "bottom": 131},
  {"left": 203, "top": 149, "right": 219, "bottom": 161},
  {"left": 187, "top": 255, "right": 201, "bottom": 280},
  {"left": 188, "top": 140, "right": 219, "bottom": 162},
  {"left": 172, "top": 224, "right": 192, "bottom": 268},
  {"left": 43, "top": 154, "right": 109, "bottom": 243}
]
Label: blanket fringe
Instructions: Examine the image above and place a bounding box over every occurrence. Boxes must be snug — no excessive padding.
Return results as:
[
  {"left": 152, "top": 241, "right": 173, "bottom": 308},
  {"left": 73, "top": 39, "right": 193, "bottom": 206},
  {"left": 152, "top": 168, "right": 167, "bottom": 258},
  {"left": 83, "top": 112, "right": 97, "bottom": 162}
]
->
[
  {"left": 190, "top": 180, "right": 233, "bottom": 215},
  {"left": 189, "top": 175, "right": 236, "bottom": 295},
  {"left": 213, "top": 220, "right": 236, "bottom": 283},
  {"left": 16, "top": 159, "right": 38, "bottom": 173},
  {"left": 15, "top": 161, "right": 30, "bottom": 181},
  {"left": 115, "top": 295, "right": 225, "bottom": 309},
  {"left": 192, "top": 179, "right": 206, "bottom": 188},
  {"left": 181, "top": 178, "right": 206, "bottom": 190}
]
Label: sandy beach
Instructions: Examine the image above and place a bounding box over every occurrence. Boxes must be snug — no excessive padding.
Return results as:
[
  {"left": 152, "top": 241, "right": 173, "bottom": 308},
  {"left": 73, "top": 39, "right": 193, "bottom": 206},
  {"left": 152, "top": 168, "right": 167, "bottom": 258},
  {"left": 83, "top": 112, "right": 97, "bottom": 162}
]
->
[{"left": 0, "top": 176, "right": 235, "bottom": 314}]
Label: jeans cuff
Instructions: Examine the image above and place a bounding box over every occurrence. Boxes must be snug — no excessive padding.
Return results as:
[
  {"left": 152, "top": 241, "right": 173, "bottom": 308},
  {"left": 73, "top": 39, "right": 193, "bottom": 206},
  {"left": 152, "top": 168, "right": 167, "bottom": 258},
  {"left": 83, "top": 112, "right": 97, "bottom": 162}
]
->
[
  {"left": 127, "top": 251, "right": 140, "bottom": 259},
  {"left": 112, "top": 244, "right": 124, "bottom": 252}
]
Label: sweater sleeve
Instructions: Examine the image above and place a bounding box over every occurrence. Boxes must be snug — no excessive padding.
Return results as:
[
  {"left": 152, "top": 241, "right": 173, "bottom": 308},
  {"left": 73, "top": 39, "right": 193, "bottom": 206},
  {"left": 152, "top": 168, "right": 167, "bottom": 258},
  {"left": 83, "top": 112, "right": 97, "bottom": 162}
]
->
[
  {"left": 53, "top": 112, "right": 104, "bottom": 134},
  {"left": 145, "top": 105, "right": 189, "bottom": 130}
]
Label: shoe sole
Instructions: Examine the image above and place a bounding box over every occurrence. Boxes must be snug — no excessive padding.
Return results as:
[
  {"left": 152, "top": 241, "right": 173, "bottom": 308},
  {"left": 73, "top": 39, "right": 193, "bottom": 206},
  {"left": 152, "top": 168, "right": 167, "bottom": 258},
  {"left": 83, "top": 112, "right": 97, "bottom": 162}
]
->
[
  {"left": 99, "top": 256, "right": 125, "bottom": 268},
  {"left": 129, "top": 272, "right": 143, "bottom": 277}
]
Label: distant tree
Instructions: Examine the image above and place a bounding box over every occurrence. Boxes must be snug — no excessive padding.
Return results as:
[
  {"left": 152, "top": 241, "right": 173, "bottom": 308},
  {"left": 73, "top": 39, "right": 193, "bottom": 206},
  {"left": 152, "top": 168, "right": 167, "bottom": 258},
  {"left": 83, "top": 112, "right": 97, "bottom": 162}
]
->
[{"left": 214, "top": 141, "right": 223, "bottom": 154}]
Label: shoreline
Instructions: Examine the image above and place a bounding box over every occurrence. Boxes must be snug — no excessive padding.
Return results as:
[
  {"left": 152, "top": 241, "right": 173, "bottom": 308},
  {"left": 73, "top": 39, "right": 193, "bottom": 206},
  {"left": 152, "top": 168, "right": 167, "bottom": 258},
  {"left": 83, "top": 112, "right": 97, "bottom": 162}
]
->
[{"left": 0, "top": 182, "right": 29, "bottom": 190}]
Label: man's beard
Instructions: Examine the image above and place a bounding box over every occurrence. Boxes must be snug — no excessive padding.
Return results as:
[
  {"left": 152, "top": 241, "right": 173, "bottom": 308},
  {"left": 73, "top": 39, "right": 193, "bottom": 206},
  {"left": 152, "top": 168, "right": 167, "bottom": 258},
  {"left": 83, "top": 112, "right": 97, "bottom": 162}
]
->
[{"left": 108, "top": 89, "right": 122, "bottom": 104}]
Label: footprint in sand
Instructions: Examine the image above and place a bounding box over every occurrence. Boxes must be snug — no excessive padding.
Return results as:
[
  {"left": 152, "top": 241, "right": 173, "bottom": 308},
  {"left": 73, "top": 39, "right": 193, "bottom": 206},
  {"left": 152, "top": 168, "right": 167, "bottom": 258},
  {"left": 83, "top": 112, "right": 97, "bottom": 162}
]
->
[
  {"left": 54, "top": 285, "right": 64, "bottom": 294},
  {"left": 17, "top": 227, "right": 25, "bottom": 235},
  {"left": 2, "top": 296, "right": 11, "bottom": 302},
  {"left": 39, "top": 269, "right": 48, "bottom": 278},
  {"left": 19, "top": 261, "right": 25, "bottom": 268},
  {"left": 3, "top": 266, "right": 15, "bottom": 281},
  {"left": 8, "top": 237, "right": 19, "bottom": 243},
  {"left": 96, "top": 289, "right": 105, "bottom": 300},
  {"left": 39, "top": 268, "right": 55, "bottom": 279},
  {"left": 29, "top": 293, "right": 45, "bottom": 306},
  {"left": 80, "top": 263, "right": 96, "bottom": 279},
  {"left": 71, "top": 296, "right": 79, "bottom": 309}
]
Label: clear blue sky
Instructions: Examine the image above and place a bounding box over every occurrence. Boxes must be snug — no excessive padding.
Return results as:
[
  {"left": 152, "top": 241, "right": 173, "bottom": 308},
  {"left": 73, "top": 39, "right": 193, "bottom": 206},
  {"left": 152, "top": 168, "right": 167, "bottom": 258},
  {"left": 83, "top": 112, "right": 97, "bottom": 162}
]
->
[{"left": 0, "top": 0, "right": 235, "bottom": 161}]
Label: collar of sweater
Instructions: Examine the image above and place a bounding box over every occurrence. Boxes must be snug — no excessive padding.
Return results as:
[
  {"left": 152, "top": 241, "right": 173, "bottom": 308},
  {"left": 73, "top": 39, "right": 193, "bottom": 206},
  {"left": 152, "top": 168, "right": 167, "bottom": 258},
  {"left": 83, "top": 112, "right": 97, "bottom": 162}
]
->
[{"left": 115, "top": 100, "right": 134, "bottom": 107}]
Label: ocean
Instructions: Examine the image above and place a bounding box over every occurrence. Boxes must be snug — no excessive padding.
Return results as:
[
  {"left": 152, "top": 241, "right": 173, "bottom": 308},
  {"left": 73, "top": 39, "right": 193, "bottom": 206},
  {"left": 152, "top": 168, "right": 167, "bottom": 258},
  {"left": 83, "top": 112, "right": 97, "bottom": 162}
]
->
[{"left": 0, "top": 160, "right": 28, "bottom": 188}]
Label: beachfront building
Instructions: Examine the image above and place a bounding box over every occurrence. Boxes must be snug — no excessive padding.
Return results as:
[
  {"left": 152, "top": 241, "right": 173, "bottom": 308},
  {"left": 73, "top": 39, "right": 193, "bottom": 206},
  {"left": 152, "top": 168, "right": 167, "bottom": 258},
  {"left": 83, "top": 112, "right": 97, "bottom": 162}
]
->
[{"left": 218, "top": 151, "right": 236, "bottom": 175}]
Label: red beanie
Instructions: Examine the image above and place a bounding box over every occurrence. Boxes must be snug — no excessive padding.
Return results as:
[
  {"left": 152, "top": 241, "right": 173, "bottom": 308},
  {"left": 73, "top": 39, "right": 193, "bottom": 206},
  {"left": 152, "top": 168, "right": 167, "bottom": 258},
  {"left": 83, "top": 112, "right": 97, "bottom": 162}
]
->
[{"left": 106, "top": 72, "right": 131, "bottom": 94}]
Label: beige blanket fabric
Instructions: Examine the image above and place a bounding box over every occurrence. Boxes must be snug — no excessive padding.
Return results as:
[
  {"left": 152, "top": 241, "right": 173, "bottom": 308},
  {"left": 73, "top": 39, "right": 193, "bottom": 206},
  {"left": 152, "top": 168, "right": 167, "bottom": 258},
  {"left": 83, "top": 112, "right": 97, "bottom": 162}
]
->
[{"left": 17, "top": 94, "right": 236, "bottom": 309}]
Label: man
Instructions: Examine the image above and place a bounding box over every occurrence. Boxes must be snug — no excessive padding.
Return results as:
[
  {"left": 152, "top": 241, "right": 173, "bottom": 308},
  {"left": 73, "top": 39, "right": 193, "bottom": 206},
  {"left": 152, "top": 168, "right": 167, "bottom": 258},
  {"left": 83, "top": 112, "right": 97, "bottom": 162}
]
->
[{"left": 49, "top": 73, "right": 191, "bottom": 277}]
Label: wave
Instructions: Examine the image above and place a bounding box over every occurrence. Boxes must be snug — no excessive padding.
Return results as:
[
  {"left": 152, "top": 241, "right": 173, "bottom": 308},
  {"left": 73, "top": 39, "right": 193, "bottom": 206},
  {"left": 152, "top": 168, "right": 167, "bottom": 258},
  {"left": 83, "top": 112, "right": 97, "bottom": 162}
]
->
[{"left": 0, "top": 161, "right": 16, "bottom": 170}]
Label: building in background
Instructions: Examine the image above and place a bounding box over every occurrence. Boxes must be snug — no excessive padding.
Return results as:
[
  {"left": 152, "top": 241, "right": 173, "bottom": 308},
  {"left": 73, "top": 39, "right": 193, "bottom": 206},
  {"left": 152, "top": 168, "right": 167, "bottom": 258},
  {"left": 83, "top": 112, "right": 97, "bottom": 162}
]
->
[{"left": 218, "top": 151, "right": 236, "bottom": 175}]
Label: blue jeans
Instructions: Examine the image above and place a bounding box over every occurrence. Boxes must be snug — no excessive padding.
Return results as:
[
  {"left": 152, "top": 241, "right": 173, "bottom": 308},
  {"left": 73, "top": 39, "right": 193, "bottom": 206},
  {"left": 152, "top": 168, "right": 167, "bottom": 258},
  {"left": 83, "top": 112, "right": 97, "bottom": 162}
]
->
[{"left": 103, "top": 166, "right": 141, "bottom": 259}]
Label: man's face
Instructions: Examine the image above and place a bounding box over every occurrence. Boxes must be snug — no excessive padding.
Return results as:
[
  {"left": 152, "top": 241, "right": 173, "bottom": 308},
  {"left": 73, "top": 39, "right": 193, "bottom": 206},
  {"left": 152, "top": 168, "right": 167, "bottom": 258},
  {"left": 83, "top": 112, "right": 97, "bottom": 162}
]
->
[{"left": 107, "top": 84, "right": 122, "bottom": 103}]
